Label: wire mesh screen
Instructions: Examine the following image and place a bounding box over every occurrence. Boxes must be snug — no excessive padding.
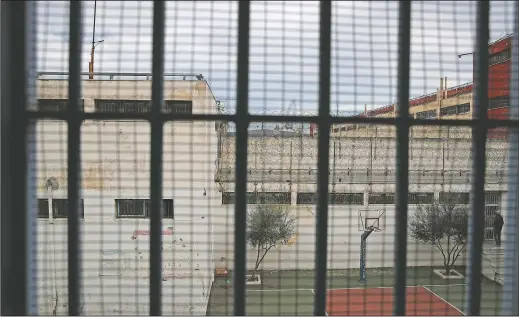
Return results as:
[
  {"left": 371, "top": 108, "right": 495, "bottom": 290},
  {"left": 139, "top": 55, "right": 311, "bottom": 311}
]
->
[{"left": 2, "top": 0, "right": 519, "bottom": 316}]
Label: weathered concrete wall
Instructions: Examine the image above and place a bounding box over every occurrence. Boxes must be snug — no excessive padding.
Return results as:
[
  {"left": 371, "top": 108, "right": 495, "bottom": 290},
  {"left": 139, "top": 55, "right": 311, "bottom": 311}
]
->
[
  {"left": 36, "top": 120, "right": 220, "bottom": 216},
  {"left": 219, "top": 134, "right": 509, "bottom": 172},
  {"left": 36, "top": 217, "right": 214, "bottom": 315}
]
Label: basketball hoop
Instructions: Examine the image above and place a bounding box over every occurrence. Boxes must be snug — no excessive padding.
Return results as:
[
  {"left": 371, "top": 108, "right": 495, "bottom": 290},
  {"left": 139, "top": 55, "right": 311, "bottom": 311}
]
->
[
  {"left": 358, "top": 209, "right": 385, "bottom": 283},
  {"left": 358, "top": 210, "right": 386, "bottom": 232}
]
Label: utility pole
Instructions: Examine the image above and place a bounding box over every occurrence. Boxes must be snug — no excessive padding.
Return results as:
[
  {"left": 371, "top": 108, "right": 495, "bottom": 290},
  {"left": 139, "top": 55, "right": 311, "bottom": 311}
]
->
[{"left": 89, "top": 1, "right": 104, "bottom": 79}]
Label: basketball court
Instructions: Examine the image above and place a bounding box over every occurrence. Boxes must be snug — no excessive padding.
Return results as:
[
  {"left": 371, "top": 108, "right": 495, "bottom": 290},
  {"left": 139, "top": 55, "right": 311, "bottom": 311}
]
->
[
  {"left": 325, "top": 286, "right": 463, "bottom": 316},
  {"left": 208, "top": 210, "right": 500, "bottom": 316},
  {"left": 208, "top": 283, "right": 474, "bottom": 316}
]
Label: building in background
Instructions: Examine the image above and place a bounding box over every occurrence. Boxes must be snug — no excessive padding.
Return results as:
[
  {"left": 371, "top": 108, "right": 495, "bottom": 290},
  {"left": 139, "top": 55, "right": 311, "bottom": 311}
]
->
[
  {"left": 35, "top": 73, "right": 219, "bottom": 315},
  {"left": 309, "top": 34, "right": 513, "bottom": 138}
]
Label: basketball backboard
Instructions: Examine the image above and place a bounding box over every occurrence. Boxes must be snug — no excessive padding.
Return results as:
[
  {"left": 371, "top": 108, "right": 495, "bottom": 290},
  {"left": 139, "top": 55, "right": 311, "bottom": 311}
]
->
[{"left": 358, "top": 210, "right": 386, "bottom": 232}]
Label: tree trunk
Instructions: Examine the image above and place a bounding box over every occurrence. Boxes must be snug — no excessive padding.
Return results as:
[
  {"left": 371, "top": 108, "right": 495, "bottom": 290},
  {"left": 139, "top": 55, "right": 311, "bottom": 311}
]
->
[{"left": 251, "top": 245, "right": 262, "bottom": 279}]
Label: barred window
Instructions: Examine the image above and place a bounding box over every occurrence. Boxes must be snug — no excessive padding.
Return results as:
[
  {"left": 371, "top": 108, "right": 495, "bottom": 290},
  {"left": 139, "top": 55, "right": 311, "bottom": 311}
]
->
[
  {"left": 489, "top": 96, "right": 509, "bottom": 109},
  {"left": 296, "top": 193, "right": 316, "bottom": 205},
  {"left": 440, "top": 103, "right": 470, "bottom": 116},
  {"left": 408, "top": 193, "right": 435, "bottom": 205},
  {"left": 115, "top": 199, "right": 174, "bottom": 219},
  {"left": 164, "top": 100, "right": 193, "bottom": 114},
  {"left": 256, "top": 192, "right": 291, "bottom": 204},
  {"left": 489, "top": 48, "right": 510, "bottom": 66},
  {"left": 95, "top": 99, "right": 192, "bottom": 114},
  {"left": 330, "top": 193, "right": 364, "bottom": 205},
  {"left": 221, "top": 192, "right": 259, "bottom": 204},
  {"left": 221, "top": 192, "right": 290, "bottom": 205},
  {"left": 222, "top": 192, "right": 235, "bottom": 204},
  {"left": 95, "top": 99, "right": 151, "bottom": 113},
  {"left": 439, "top": 192, "right": 470, "bottom": 204},
  {"left": 415, "top": 109, "right": 437, "bottom": 119},
  {"left": 457, "top": 103, "right": 470, "bottom": 114},
  {"left": 38, "top": 198, "right": 85, "bottom": 219},
  {"left": 368, "top": 193, "right": 395, "bottom": 205},
  {"left": 38, "top": 99, "right": 85, "bottom": 112},
  {"left": 296, "top": 193, "right": 364, "bottom": 205},
  {"left": 440, "top": 105, "right": 457, "bottom": 116}
]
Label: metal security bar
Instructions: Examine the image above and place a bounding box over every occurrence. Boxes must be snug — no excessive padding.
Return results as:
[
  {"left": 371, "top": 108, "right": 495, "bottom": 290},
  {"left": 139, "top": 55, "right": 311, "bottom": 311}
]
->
[
  {"left": 314, "top": 2, "right": 332, "bottom": 315},
  {"left": 465, "top": 2, "right": 490, "bottom": 315},
  {"left": 149, "top": 1, "right": 166, "bottom": 315},
  {"left": 393, "top": 1, "right": 411, "bottom": 314},
  {"left": 1, "top": 1, "right": 519, "bottom": 316},
  {"left": 66, "top": 1, "right": 83, "bottom": 315},
  {"left": 234, "top": 1, "right": 250, "bottom": 315}
]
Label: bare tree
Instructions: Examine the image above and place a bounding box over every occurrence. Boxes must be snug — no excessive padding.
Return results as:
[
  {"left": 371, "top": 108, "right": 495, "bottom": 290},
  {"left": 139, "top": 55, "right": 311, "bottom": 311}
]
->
[
  {"left": 409, "top": 203, "right": 469, "bottom": 275},
  {"left": 246, "top": 205, "right": 297, "bottom": 280}
]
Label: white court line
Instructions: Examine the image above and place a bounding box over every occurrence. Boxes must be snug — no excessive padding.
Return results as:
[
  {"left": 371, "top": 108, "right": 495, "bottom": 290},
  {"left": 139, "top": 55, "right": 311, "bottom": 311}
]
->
[
  {"left": 422, "top": 285, "right": 466, "bottom": 316},
  {"left": 310, "top": 289, "right": 329, "bottom": 316},
  {"left": 246, "top": 283, "right": 466, "bottom": 292}
]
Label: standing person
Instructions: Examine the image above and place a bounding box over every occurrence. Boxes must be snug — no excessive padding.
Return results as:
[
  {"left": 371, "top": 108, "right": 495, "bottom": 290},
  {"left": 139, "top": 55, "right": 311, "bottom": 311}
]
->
[{"left": 493, "top": 211, "right": 504, "bottom": 247}]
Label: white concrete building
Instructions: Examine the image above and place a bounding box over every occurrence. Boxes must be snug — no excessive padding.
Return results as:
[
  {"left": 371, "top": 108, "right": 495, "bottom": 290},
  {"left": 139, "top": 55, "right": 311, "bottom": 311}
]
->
[{"left": 35, "top": 74, "right": 220, "bottom": 315}]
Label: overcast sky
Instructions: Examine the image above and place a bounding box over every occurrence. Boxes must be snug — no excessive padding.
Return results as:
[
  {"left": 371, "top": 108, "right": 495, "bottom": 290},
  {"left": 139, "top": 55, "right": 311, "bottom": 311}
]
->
[{"left": 36, "top": 1, "right": 515, "bottom": 115}]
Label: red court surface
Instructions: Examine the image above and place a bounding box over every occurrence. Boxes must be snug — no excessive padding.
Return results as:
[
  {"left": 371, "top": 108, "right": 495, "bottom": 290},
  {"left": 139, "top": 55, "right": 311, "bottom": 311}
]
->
[{"left": 326, "top": 286, "right": 463, "bottom": 316}]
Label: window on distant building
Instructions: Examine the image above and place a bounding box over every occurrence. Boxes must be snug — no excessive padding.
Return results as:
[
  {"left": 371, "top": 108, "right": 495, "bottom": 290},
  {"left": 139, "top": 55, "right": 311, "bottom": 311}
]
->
[
  {"left": 439, "top": 192, "right": 470, "bottom": 205},
  {"left": 95, "top": 100, "right": 150, "bottom": 113},
  {"left": 38, "top": 99, "right": 85, "bottom": 112},
  {"left": 489, "top": 48, "right": 511, "bottom": 66},
  {"left": 489, "top": 96, "right": 509, "bottom": 109},
  {"left": 296, "top": 193, "right": 316, "bottom": 204},
  {"left": 329, "top": 193, "right": 364, "bottom": 205},
  {"left": 38, "top": 198, "right": 85, "bottom": 219},
  {"left": 456, "top": 103, "right": 470, "bottom": 114},
  {"left": 415, "top": 109, "right": 437, "bottom": 119},
  {"left": 94, "top": 99, "right": 192, "bottom": 114},
  {"left": 440, "top": 103, "right": 470, "bottom": 116},
  {"left": 368, "top": 193, "right": 434, "bottom": 205},
  {"left": 221, "top": 192, "right": 291, "bottom": 205},
  {"left": 368, "top": 193, "right": 395, "bottom": 205},
  {"left": 296, "top": 193, "right": 364, "bottom": 205},
  {"left": 407, "top": 193, "right": 434, "bottom": 204},
  {"left": 115, "top": 199, "right": 174, "bottom": 219},
  {"left": 164, "top": 100, "right": 193, "bottom": 114}
]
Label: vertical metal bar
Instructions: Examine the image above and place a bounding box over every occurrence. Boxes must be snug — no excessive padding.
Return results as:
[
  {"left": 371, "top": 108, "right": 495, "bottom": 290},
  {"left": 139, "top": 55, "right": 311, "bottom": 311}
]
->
[
  {"left": 314, "top": 1, "right": 331, "bottom": 315},
  {"left": 1, "top": 1, "right": 37, "bottom": 314},
  {"left": 67, "top": 1, "right": 83, "bottom": 314},
  {"left": 393, "top": 1, "right": 411, "bottom": 315},
  {"left": 234, "top": 1, "right": 250, "bottom": 315},
  {"left": 149, "top": 1, "right": 165, "bottom": 315},
  {"left": 25, "top": 1, "right": 39, "bottom": 314},
  {"left": 464, "top": 1, "right": 490, "bottom": 315},
  {"left": 501, "top": 1, "right": 519, "bottom": 315}
]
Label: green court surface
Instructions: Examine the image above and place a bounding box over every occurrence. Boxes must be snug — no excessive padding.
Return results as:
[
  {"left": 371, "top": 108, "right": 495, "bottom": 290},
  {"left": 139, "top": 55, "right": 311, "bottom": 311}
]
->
[{"left": 206, "top": 267, "right": 503, "bottom": 316}]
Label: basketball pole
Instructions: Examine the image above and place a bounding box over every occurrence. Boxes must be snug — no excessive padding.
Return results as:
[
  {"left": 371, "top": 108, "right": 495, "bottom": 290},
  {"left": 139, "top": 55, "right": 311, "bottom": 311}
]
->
[{"left": 359, "top": 228, "right": 374, "bottom": 283}]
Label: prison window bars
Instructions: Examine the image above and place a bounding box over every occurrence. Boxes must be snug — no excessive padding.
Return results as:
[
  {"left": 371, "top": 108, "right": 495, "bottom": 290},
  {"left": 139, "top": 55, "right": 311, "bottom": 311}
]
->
[{"left": 1, "top": 0, "right": 519, "bottom": 315}]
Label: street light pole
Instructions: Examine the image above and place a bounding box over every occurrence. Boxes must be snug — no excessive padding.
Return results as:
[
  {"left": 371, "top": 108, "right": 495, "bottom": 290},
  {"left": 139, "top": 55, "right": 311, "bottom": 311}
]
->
[
  {"left": 89, "top": 1, "right": 103, "bottom": 79},
  {"left": 458, "top": 52, "right": 474, "bottom": 58}
]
